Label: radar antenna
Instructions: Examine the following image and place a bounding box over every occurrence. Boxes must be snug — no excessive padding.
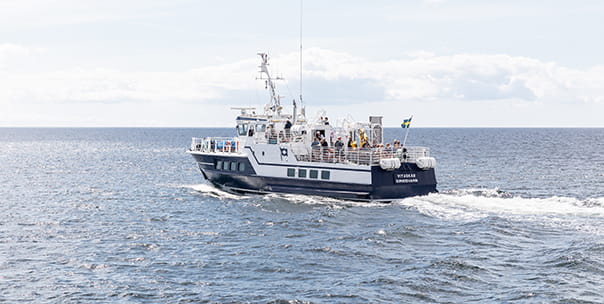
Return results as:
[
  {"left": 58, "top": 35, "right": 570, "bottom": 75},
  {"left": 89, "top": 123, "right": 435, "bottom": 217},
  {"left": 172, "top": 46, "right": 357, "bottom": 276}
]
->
[{"left": 299, "top": 0, "right": 306, "bottom": 119}]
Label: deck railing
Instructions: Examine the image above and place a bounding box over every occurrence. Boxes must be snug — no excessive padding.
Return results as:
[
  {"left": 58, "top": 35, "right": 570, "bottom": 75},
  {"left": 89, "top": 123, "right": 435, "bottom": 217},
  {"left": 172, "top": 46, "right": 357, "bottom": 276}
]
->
[
  {"left": 190, "top": 137, "right": 242, "bottom": 154},
  {"left": 294, "top": 146, "right": 430, "bottom": 166},
  {"left": 190, "top": 137, "right": 430, "bottom": 166}
]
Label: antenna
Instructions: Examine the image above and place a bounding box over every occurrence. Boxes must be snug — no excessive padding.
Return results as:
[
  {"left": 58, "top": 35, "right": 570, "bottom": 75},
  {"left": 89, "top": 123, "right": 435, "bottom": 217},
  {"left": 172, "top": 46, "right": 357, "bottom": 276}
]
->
[{"left": 299, "top": 0, "right": 305, "bottom": 117}]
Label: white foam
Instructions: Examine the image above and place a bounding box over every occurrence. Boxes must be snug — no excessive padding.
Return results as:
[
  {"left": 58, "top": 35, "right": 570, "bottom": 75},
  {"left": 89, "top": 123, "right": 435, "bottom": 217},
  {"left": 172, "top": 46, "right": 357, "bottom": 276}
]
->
[
  {"left": 279, "top": 193, "right": 395, "bottom": 209},
  {"left": 396, "top": 189, "right": 604, "bottom": 222},
  {"left": 182, "top": 183, "right": 246, "bottom": 200}
]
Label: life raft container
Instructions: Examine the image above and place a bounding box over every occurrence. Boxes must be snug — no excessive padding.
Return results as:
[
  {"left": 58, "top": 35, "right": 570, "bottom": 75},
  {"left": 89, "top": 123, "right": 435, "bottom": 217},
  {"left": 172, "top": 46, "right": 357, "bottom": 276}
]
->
[
  {"left": 416, "top": 157, "right": 436, "bottom": 170},
  {"left": 379, "top": 158, "right": 401, "bottom": 171}
]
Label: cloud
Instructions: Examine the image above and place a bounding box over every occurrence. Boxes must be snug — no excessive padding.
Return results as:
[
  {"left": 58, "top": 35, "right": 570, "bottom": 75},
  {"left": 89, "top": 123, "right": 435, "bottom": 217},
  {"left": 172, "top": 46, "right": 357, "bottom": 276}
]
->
[
  {"left": 296, "top": 49, "right": 604, "bottom": 105},
  {"left": 2, "top": 47, "right": 604, "bottom": 106},
  {"left": 0, "top": 44, "right": 44, "bottom": 68},
  {"left": 0, "top": 55, "right": 260, "bottom": 105}
]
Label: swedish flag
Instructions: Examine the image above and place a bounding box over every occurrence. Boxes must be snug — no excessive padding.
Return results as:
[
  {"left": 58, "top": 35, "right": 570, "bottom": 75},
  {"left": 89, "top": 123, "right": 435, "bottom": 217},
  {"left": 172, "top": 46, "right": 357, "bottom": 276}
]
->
[{"left": 401, "top": 117, "right": 412, "bottom": 129}]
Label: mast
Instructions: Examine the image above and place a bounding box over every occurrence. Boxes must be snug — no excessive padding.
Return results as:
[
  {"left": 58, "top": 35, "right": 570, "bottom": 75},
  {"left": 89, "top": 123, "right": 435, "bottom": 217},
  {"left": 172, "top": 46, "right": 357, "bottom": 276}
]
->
[{"left": 257, "top": 53, "right": 282, "bottom": 116}]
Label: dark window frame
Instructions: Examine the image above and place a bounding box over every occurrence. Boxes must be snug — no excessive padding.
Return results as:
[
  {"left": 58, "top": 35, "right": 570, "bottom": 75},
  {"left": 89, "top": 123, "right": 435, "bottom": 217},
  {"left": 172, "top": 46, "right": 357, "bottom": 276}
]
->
[{"left": 287, "top": 168, "right": 295, "bottom": 177}]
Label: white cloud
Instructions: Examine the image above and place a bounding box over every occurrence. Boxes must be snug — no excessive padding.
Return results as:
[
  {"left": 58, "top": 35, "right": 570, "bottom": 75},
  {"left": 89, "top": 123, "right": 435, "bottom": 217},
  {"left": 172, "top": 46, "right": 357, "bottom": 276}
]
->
[
  {"left": 0, "top": 56, "right": 260, "bottom": 105},
  {"left": 296, "top": 49, "right": 604, "bottom": 105},
  {"left": 0, "top": 44, "right": 41, "bottom": 68},
  {"left": 2, "top": 47, "right": 604, "bottom": 126}
]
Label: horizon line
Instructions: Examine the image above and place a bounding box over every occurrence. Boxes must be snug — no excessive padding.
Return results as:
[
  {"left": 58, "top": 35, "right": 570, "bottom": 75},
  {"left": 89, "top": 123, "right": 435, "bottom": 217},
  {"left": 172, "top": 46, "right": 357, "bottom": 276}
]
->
[{"left": 1, "top": 125, "right": 603, "bottom": 129}]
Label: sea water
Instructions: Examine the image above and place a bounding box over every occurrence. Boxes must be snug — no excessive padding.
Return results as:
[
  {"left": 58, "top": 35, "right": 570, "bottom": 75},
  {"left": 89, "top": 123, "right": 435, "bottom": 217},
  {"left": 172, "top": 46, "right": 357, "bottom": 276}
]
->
[{"left": 1, "top": 128, "right": 603, "bottom": 303}]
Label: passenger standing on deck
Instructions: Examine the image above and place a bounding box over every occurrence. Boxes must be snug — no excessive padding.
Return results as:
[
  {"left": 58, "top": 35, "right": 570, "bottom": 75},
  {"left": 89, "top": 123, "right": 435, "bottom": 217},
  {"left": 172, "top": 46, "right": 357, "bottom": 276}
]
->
[
  {"left": 265, "top": 125, "right": 271, "bottom": 140},
  {"left": 335, "top": 136, "right": 344, "bottom": 150},
  {"left": 335, "top": 136, "right": 344, "bottom": 161},
  {"left": 384, "top": 143, "right": 393, "bottom": 157},
  {"left": 393, "top": 139, "right": 401, "bottom": 149},
  {"left": 311, "top": 137, "right": 321, "bottom": 162},
  {"left": 320, "top": 138, "right": 329, "bottom": 161},
  {"left": 284, "top": 120, "right": 292, "bottom": 139}
]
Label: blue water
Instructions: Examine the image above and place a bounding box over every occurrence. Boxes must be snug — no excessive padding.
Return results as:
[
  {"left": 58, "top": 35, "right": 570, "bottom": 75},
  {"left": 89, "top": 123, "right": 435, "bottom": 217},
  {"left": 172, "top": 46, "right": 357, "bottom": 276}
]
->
[{"left": 1, "top": 128, "right": 603, "bottom": 303}]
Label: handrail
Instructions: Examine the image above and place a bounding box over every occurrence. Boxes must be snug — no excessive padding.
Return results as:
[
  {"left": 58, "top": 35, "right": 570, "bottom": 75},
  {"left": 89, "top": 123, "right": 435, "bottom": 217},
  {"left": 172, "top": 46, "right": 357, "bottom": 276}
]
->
[
  {"left": 294, "top": 146, "right": 430, "bottom": 166},
  {"left": 190, "top": 136, "right": 430, "bottom": 166},
  {"left": 190, "top": 137, "right": 242, "bottom": 154}
]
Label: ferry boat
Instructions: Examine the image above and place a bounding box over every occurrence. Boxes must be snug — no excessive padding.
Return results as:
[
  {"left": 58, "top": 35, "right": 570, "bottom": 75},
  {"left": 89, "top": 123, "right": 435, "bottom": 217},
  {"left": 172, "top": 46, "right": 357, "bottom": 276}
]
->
[{"left": 188, "top": 53, "right": 437, "bottom": 201}]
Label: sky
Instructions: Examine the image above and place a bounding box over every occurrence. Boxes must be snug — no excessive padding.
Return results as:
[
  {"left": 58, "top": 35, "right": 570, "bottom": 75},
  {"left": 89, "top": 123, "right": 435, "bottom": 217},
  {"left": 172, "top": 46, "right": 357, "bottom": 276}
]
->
[{"left": 1, "top": 0, "right": 604, "bottom": 127}]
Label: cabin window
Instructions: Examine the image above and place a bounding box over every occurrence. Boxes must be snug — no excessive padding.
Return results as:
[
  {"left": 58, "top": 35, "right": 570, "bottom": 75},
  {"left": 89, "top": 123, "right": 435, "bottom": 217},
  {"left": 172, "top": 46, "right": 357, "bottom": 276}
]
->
[
  {"left": 287, "top": 168, "right": 295, "bottom": 177},
  {"left": 321, "top": 170, "right": 330, "bottom": 180},
  {"left": 238, "top": 162, "right": 245, "bottom": 172},
  {"left": 216, "top": 160, "right": 222, "bottom": 170},
  {"left": 256, "top": 124, "right": 266, "bottom": 132},
  {"left": 298, "top": 169, "right": 307, "bottom": 178},
  {"left": 309, "top": 170, "right": 318, "bottom": 179},
  {"left": 312, "top": 130, "right": 325, "bottom": 139},
  {"left": 222, "top": 161, "right": 229, "bottom": 171},
  {"left": 230, "top": 162, "right": 238, "bottom": 171},
  {"left": 237, "top": 124, "right": 248, "bottom": 136}
]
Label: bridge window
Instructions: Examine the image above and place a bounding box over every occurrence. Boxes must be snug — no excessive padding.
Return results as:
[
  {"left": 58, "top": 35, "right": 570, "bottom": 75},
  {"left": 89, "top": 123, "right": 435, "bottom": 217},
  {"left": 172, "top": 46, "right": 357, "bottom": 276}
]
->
[
  {"left": 298, "top": 169, "right": 307, "bottom": 178},
  {"left": 287, "top": 168, "right": 295, "bottom": 177},
  {"left": 321, "top": 170, "right": 330, "bottom": 180},
  {"left": 238, "top": 162, "right": 245, "bottom": 172},
  {"left": 237, "top": 124, "right": 248, "bottom": 136},
  {"left": 230, "top": 161, "right": 238, "bottom": 171},
  {"left": 309, "top": 170, "right": 318, "bottom": 179}
]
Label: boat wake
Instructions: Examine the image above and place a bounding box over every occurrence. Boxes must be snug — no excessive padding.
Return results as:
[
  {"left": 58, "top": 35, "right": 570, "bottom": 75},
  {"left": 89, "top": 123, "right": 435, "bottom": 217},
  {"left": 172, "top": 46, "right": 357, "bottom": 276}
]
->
[
  {"left": 396, "top": 188, "right": 604, "bottom": 233},
  {"left": 183, "top": 183, "right": 604, "bottom": 226},
  {"left": 260, "top": 193, "right": 382, "bottom": 209},
  {"left": 182, "top": 183, "right": 247, "bottom": 200}
]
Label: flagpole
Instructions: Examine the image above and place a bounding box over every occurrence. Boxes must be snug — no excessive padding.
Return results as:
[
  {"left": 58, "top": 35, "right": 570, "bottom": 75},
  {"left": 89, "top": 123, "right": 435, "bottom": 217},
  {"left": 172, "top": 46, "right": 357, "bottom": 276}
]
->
[{"left": 402, "top": 115, "right": 413, "bottom": 147}]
